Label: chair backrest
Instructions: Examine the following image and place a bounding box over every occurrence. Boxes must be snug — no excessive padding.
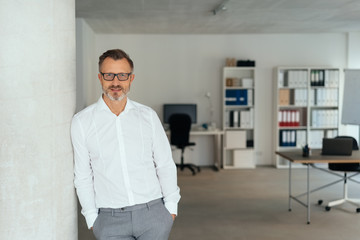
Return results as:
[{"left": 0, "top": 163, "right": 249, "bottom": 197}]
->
[
  {"left": 335, "top": 136, "right": 359, "bottom": 150},
  {"left": 329, "top": 136, "right": 359, "bottom": 171},
  {"left": 169, "top": 113, "right": 191, "bottom": 148}
]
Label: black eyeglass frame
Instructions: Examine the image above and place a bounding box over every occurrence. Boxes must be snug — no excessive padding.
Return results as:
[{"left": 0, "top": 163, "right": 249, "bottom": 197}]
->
[{"left": 100, "top": 72, "right": 133, "bottom": 81}]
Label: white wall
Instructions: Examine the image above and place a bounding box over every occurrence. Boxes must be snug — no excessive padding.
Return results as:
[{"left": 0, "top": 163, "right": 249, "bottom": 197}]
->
[
  {"left": 76, "top": 19, "right": 96, "bottom": 111},
  {"left": 347, "top": 32, "right": 360, "bottom": 68},
  {"left": 91, "top": 33, "right": 348, "bottom": 166}
]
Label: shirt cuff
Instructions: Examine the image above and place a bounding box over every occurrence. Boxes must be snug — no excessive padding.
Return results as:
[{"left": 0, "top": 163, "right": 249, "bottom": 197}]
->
[
  {"left": 164, "top": 201, "right": 178, "bottom": 216},
  {"left": 85, "top": 212, "right": 99, "bottom": 229}
]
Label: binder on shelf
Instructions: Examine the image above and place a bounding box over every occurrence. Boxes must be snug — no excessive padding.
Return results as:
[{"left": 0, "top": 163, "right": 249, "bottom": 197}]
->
[
  {"left": 278, "top": 111, "right": 283, "bottom": 126},
  {"left": 239, "top": 89, "right": 248, "bottom": 105},
  {"left": 286, "top": 70, "right": 307, "bottom": 88},
  {"left": 278, "top": 110, "right": 301, "bottom": 127},
  {"left": 311, "top": 109, "right": 338, "bottom": 128},
  {"left": 249, "top": 108, "right": 254, "bottom": 128},
  {"left": 247, "top": 89, "right": 253, "bottom": 106},
  {"left": 283, "top": 111, "right": 290, "bottom": 127},
  {"left": 319, "top": 70, "right": 325, "bottom": 86},
  {"left": 286, "top": 111, "right": 291, "bottom": 126},
  {"left": 229, "top": 111, "right": 234, "bottom": 127},
  {"left": 290, "top": 130, "right": 296, "bottom": 146},
  {"left": 240, "top": 111, "right": 246, "bottom": 128},
  {"left": 325, "top": 70, "right": 339, "bottom": 87},
  {"left": 280, "top": 130, "right": 287, "bottom": 146},
  {"left": 295, "top": 110, "right": 300, "bottom": 126},
  {"left": 278, "top": 71, "right": 284, "bottom": 87},
  {"left": 309, "top": 130, "right": 324, "bottom": 149},
  {"left": 313, "top": 88, "right": 338, "bottom": 106},
  {"left": 233, "top": 110, "right": 239, "bottom": 127},
  {"left": 225, "top": 89, "right": 248, "bottom": 105},
  {"left": 225, "top": 110, "right": 230, "bottom": 128},
  {"left": 278, "top": 89, "right": 290, "bottom": 106},
  {"left": 296, "top": 130, "right": 307, "bottom": 148},
  {"left": 225, "top": 89, "right": 238, "bottom": 105},
  {"left": 324, "top": 70, "right": 330, "bottom": 87},
  {"left": 279, "top": 130, "right": 297, "bottom": 147},
  {"left": 310, "top": 89, "right": 316, "bottom": 106},
  {"left": 311, "top": 70, "right": 326, "bottom": 86},
  {"left": 294, "top": 88, "right": 307, "bottom": 106}
]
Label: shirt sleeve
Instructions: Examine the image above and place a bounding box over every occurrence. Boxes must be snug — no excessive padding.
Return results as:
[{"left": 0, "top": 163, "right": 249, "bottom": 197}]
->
[
  {"left": 151, "top": 110, "right": 181, "bottom": 215},
  {"left": 71, "top": 115, "right": 98, "bottom": 229}
]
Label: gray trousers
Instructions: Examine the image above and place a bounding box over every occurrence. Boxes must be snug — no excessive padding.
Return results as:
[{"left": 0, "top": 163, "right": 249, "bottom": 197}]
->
[{"left": 92, "top": 199, "right": 174, "bottom": 240}]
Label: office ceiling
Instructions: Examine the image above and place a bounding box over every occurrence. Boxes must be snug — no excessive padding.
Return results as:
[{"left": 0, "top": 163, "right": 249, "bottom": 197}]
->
[{"left": 76, "top": 0, "right": 360, "bottom": 34}]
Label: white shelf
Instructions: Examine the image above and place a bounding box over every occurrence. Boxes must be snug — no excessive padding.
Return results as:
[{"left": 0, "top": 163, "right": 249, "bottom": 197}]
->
[
  {"left": 222, "top": 67, "right": 256, "bottom": 169},
  {"left": 273, "top": 66, "right": 341, "bottom": 168}
]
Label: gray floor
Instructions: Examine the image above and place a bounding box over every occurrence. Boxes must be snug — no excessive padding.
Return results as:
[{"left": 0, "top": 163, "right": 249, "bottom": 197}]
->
[{"left": 78, "top": 166, "right": 360, "bottom": 240}]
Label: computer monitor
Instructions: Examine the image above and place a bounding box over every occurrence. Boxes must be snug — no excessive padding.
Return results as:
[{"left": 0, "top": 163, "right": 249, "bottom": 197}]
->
[{"left": 163, "top": 104, "right": 197, "bottom": 124}]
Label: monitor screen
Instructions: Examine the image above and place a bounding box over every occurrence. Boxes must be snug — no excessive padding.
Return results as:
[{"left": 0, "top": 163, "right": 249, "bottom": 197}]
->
[{"left": 163, "top": 104, "right": 197, "bottom": 124}]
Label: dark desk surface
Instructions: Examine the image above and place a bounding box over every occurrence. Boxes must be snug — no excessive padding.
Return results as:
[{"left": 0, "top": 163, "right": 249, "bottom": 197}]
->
[{"left": 276, "top": 149, "right": 360, "bottom": 164}]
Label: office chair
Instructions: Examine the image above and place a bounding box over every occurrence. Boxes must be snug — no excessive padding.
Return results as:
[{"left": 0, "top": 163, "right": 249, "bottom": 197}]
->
[
  {"left": 169, "top": 113, "right": 200, "bottom": 175},
  {"left": 318, "top": 136, "right": 360, "bottom": 212}
]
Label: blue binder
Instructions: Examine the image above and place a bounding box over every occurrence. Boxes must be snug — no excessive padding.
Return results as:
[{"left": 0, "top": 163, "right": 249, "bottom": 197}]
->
[{"left": 225, "top": 89, "right": 248, "bottom": 105}]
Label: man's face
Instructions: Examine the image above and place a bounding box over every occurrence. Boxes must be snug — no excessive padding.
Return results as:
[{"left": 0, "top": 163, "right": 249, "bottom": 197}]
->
[{"left": 98, "top": 58, "right": 134, "bottom": 102}]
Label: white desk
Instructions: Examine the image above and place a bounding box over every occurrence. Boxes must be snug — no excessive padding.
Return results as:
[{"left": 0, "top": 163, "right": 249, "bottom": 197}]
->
[
  {"left": 190, "top": 129, "right": 224, "bottom": 171},
  {"left": 166, "top": 129, "right": 224, "bottom": 171}
]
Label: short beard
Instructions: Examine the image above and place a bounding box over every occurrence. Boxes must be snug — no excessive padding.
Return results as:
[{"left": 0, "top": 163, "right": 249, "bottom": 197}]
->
[
  {"left": 105, "top": 91, "right": 127, "bottom": 101},
  {"left": 103, "top": 86, "right": 130, "bottom": 102}
]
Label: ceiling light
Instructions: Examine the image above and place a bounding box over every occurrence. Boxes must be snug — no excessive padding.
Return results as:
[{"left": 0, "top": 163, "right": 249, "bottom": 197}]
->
[{"left": 212, "top": 0, "right": 230, "bottom": 15}]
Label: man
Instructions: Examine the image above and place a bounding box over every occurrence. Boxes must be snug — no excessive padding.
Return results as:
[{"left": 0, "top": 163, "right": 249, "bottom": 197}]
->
[{"left": 71, "top": 49, "right": 180, "bottom": 240}]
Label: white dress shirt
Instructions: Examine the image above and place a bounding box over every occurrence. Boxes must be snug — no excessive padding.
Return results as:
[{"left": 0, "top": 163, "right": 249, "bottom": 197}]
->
[{"left": 71, "top": 97, "right": 180, "bottom": 228}]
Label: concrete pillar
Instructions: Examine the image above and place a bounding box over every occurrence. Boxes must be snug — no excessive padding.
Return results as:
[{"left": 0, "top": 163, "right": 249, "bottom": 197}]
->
[{"left": 0, "top": 0, "right": 77, "bottom": 239}]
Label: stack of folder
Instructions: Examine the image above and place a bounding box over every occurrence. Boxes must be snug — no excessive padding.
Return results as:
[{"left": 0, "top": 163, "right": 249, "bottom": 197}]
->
[
  {"left": 278, "top": 110, "right": 301, "bottom": 127},
  {"left": 310, "top": 70, "right": 339, "bottom": 87},
  {"left": 225, "top": 109, "right": 254, "bottom": 128},
  {"left": 310, "top": 88, "right": 338, "bottom": 106},
  {"left": 278, "top": 89, "right": 307, "bottom": 106},
  {"left": 284, "top": 70, "right": 308, "bottom": 88},
  {"left": 225, "top": 89, "right": 253, "bottom": 106},
  {"left": 311, "top": 109, "right": 338, "bottom": 128},
  {"left": 279, "top": 130, "right": 306, "bottom": 147}
]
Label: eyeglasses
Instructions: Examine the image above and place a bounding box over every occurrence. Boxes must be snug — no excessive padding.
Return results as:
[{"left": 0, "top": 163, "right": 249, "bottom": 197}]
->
[{"left": 100, "top": 72, "right": 132, "bottom": 81}]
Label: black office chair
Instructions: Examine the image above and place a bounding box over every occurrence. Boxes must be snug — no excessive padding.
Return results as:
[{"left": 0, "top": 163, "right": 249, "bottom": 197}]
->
[
  {"left": 169, "top": 113, "right": 200, "bottom": 175},
  {"left": 319, "top": 136, "right": 360, "bottom": 212}
]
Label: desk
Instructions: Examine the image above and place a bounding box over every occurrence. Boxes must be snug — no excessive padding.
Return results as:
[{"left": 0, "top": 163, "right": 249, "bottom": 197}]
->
[
  {"left": 190, "top": 129, "right": 224, "bottom": 171},
  {"left": 166, "top": 129, "right": 224, "bottom": 171},
  {"left": 275, "top": 149, "right": 360, "bottom": 224}
]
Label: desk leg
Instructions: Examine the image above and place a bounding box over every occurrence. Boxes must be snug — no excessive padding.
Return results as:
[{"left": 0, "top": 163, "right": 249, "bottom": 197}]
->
[
  {"left": 289, "top": 161, "right": 292, "bottom": 212},
  {"left": 213, "top": 134, "right": 221, "bottom": 171},
  {"left": 307, "top": 164, "right": 310, "bottom": 224}
]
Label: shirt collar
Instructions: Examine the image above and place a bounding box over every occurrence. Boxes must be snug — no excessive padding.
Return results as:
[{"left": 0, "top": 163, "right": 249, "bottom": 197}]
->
[{"left": 96, "top": 95, "right": 135, "bottom": 114}]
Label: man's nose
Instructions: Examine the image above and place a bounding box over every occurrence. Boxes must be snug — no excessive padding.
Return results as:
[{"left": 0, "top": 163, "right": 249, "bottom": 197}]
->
[{"left": 113, "top": 76, "right": 123, "bottom": 83}]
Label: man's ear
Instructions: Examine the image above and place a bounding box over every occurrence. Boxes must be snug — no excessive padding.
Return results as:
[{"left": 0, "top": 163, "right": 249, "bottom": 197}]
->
[
  {"left": 98, "top": 73, "right": 102, "bottom": 82},
  {"left": 130, "top": 73, "right": 135, "bottom": 83}
]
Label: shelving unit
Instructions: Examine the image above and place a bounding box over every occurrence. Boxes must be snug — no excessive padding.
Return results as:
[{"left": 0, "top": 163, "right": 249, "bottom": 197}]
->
[
  {"left": 273, "top": 67, "right": 340, "bottom": 168},
  {"left": 222, "top": 67, "right": 255, "bottom": 169}
]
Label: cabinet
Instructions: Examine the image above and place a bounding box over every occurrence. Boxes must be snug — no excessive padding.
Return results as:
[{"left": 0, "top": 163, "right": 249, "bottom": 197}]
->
[
  {"left": 222, "top": 67, "right": 255, "bottom": 169},
  {"left": 273, "top": 67, "right": 340, "bottom": 168}
]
